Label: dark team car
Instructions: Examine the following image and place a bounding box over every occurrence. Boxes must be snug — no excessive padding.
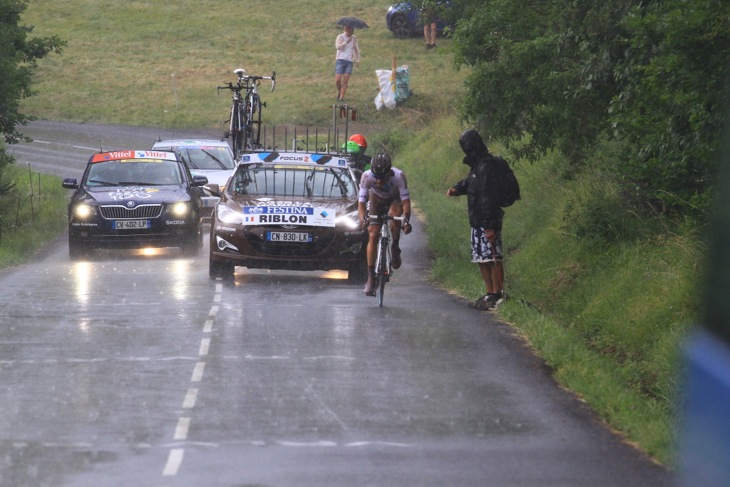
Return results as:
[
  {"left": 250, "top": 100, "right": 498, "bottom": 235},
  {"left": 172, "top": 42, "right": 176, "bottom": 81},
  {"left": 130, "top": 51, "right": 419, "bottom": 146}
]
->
[
  {"left": 386, "top": 1, "right": 451, "bottom": 38},
  {"left": 208, "top": 150, "right": 368, "bottom": 281},
  {"left": 62, "top": 150, "right": 208, "bottom": 258}
]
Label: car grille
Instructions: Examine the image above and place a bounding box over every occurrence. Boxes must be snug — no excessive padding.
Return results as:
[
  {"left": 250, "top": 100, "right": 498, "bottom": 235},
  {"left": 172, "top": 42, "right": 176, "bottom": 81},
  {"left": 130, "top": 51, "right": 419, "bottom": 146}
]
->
[{"left": 100, "top": 204, "right": 163, "bottom": 219}]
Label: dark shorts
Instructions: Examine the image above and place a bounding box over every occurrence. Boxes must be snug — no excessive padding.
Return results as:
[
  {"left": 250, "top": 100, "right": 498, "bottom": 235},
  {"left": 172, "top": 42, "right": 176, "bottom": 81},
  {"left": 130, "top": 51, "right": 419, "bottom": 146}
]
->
[
  {"left": 367, "top": 193, "right": 402, "bottom": 222},
  {"left": 471, "top": 227, "right": 502, "bottom": 263},
  {"left": 335, "top": 59, "right": 353, "bottom": 75}
]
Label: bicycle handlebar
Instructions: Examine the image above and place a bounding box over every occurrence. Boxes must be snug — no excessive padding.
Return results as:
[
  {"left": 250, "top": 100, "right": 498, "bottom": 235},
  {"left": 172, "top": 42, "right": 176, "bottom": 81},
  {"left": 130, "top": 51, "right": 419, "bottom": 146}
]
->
[
  {"left": 367, "top": 214, "right": 408, "bottom": 223},
  {"left": 217, "top": 71, "right": 276, "bottom": 93}
]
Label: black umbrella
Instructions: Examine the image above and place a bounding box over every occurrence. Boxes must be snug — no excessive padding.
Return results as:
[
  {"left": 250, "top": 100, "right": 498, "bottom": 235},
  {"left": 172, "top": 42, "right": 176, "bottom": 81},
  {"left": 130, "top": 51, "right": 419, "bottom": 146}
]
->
[{"left": 336, "top": 16, "right": 369, "bottom": 29}]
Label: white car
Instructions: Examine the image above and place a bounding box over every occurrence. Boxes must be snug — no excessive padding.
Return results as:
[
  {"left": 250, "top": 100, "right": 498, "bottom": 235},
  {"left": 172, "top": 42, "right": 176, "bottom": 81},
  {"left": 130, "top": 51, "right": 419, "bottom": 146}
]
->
[{"left": 151, "top": 139, "right": 235, "bottom": 219}]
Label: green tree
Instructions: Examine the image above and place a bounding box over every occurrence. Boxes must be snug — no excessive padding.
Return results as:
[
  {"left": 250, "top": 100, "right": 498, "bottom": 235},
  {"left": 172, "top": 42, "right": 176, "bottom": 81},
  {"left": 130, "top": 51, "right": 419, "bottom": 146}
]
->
[
  {"left": 0, "top": 0, "right": 64, "bottom": 193},
  {"left": 452, "top": 0, "right": 730, "bottom": 214}
]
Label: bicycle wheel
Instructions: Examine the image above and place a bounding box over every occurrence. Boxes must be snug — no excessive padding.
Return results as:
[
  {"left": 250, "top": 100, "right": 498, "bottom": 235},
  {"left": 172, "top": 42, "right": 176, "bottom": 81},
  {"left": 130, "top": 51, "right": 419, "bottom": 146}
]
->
[
  {"left": 377, "top": 238, "right": 389, "bottom": 307},
  {"left": 245, "top": 94, "right": 262, "bottom": 149},
  {"left": 231, "top": 104, "right": 244, "bottom": 157}
]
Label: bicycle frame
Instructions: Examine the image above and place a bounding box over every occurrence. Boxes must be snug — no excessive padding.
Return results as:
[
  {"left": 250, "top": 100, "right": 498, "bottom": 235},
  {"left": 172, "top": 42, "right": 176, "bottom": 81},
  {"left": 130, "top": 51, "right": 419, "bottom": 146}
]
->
[{"left": 369, "top": 214, "right": 405, "bottom": 307}]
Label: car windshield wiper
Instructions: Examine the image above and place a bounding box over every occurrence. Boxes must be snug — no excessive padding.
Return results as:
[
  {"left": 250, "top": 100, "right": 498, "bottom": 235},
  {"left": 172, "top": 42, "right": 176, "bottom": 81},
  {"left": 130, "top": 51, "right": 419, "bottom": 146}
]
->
[
  {"left": 201, "top": 149, "right": 230, "bottom": 169},
  {"left": 117, "top": 181, "right": 150, "bottom": 186},
  {"left": 86, "top": 179, "right": 118, "bottom": 186},
  {"left": 179, "top": 150, "right": 199, "bottom": 169},
  {"left": 305, "top": 171, "right": 315, "bottom": 197},
  {"left": 329, "top": 169, "right": 349, "bottom": 197}
]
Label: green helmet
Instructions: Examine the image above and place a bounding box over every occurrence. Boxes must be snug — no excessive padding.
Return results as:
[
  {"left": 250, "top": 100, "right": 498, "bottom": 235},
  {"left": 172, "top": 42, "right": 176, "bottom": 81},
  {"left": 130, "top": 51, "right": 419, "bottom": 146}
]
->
[{"left": 345, "top": 140, "right": 361, "bottom": 154}]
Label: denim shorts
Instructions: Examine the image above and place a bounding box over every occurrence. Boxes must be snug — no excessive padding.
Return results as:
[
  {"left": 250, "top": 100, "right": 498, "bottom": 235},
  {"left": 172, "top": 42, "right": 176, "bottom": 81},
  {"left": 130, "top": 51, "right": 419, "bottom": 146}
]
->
[{"left": 335, "top": 59, "right": 353, "bottom": 75}]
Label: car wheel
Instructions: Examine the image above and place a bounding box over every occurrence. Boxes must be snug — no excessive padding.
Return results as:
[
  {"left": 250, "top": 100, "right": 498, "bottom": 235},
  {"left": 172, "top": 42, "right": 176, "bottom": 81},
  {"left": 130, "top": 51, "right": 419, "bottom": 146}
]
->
[
  {"left": 347, "top": 259, "right": 368, "bottom": 284},
  {"left": 209, "top": 256, "right": 234, "bottom": 280},
  {"left": 390, "top": 14, "right": 413, "bottom": 38}
]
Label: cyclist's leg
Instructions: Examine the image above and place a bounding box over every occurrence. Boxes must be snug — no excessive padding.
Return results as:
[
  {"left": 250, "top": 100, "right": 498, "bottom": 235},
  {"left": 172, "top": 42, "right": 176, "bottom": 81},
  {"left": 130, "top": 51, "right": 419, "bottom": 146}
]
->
[
  {"left": 388, "top": 200, "right": 404, "bottom": 269},
  {"left": 363, "top": 194, "right": 388, "bottom": 295}
]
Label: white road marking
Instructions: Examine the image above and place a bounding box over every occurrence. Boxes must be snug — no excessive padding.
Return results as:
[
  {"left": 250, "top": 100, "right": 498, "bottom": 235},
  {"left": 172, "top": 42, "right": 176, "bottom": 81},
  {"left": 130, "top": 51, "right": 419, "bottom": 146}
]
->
[
  {"left": 209, "top": 305, "right": 219, "bottom": 317},
  {"left": 182, "top": 388, "right": 198, "bottom": 409},
  {"left": 203, "top": 319, "right": 213, "bottom": 333},
  {"left": 199, "top": 338, "right": 210, "bottom": 356},
  {"left": 162, "top": 448, "right": 184, "bottom": 476},
  {"left": 191, "top": 361, "right": 205, "bottom": 382},
  {"left": 174, "top": 417, "right": 191, "bottom": 440}
]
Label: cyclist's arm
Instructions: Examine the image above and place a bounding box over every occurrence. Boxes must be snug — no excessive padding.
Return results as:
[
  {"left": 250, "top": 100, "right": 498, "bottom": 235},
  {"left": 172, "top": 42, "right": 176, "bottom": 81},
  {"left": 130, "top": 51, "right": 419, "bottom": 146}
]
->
[{"left": 358, "top": 201, "right": 368, "bottom": 228}]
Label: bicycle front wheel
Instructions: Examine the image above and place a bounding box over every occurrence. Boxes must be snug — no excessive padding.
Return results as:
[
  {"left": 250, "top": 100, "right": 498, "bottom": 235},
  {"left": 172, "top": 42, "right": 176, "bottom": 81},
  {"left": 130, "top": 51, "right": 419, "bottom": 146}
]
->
[
  {"left": 376, "top": 239, "right": 389, "bottom": 307},
  {"left": 231, "top": 104, "right": 245, "bottom": 157}
]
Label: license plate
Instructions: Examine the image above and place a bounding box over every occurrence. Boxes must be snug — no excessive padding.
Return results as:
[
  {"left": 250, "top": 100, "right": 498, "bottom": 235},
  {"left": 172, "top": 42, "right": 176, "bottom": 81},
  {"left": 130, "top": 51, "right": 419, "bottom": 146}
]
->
[
  {"left": 113, "top": 220, "right": 151, "bottom": 230},
  {"left": 266, "top": 231, "right": 312, "bottom": 242}
]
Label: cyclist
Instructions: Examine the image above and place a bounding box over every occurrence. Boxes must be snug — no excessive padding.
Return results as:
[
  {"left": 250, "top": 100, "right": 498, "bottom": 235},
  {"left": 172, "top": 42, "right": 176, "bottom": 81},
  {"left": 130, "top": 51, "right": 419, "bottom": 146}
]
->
[{"left": 358, "top": 153, "right": 412, "bottom": 296}]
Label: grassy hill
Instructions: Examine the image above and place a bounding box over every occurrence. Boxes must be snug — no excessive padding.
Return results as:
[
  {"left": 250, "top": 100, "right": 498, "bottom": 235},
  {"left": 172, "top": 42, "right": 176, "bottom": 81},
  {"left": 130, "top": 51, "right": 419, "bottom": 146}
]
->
[{"left": 16, "top": 0, "right": 697, "bottom": 466}]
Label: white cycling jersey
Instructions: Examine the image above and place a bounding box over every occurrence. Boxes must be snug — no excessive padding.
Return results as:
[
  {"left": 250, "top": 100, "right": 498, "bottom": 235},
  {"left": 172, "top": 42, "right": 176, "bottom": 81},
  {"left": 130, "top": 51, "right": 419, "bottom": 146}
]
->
[{"left": 358, "top": 168, "right": 410, "bottom": 203}]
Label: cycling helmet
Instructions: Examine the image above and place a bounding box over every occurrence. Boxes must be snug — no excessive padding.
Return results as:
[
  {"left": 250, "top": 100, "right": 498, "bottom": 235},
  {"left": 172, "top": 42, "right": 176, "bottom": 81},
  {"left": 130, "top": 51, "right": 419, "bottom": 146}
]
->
[
  {"left": 345, "top": 140, "right": 361, "bottom": 154},
  {"left": 349, "top": 134, "right": 368, "bottom": 152},
  {"left": 371, "top": 153, "right": 392, "bottom": 179}
]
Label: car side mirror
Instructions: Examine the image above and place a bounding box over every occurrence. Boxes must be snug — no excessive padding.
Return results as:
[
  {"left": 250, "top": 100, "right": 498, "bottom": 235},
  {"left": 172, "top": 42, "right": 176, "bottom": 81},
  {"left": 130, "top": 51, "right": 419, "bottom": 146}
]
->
[
  {"left": 62, "top": 178, "right": 78, "bottom": 189},
  {"left": 205, "top": 184, "right": 222, "bottom": 197},
  {"left": 192, "top": 175, "right": 209, "bottom": 187}
]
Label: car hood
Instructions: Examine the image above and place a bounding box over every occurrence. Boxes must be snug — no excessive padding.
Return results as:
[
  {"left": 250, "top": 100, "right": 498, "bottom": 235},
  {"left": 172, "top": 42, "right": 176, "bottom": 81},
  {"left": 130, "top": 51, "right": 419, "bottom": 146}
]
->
[{"left": 79, "top": 185, "right": 191, "bottom": 205}]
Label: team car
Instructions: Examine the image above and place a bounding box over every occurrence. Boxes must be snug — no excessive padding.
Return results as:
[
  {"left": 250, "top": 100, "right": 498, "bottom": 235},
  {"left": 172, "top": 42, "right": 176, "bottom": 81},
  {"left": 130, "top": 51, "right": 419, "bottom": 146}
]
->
[
  {"left": 151, "top": 139, "right": 236, "bottom": 220},
  {"left": 208, "top": 150, "right": 368, "bottom": 281},
  {"left": 62, "top": 150, "right": 208, "bottom": 258}
]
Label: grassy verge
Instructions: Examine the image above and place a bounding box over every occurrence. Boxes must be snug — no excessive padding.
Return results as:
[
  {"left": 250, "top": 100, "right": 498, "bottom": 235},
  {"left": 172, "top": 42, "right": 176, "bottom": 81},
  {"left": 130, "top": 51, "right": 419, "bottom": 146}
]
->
[
  {"left": 0, "top": 165, "right": 67, "bottom": 268},
  {"left": 391, "top": 117, "right": 696, "bottom": 465}
]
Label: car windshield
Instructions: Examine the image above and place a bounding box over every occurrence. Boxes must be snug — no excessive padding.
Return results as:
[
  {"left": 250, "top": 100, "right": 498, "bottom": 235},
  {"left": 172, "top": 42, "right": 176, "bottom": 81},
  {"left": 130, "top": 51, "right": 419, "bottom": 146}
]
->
[
  {"left": 231, "top": 165, "right": 357, "bottom": 198},
  {"left": 85, "top": 160, "right": 183, "bottom": 186},
  {"left": 176, "top": 147, "right": 235, "bottom": 170}
]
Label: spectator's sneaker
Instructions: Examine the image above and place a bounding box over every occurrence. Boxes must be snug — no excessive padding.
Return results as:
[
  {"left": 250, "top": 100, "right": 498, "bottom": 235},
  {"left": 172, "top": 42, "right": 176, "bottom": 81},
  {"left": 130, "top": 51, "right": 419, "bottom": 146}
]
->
[
  {"left": 469, "top": 292, "right": 505, "bottom": 311},
  {"left": 468, "top": 294, "right": 491, "bottom": 310}
]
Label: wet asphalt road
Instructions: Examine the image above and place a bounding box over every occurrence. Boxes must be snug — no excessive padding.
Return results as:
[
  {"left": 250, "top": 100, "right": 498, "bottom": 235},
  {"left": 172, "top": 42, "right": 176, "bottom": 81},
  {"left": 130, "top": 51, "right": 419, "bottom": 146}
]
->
[{"left": 0, "top": 122, "right": 674, "bottom": 486}]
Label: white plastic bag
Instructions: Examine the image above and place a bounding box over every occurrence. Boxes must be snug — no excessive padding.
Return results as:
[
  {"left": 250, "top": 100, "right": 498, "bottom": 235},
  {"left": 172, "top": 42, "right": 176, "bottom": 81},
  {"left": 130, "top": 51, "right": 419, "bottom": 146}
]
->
[{"left": 374, "top": 69, "right": 397, "bottom": 110}]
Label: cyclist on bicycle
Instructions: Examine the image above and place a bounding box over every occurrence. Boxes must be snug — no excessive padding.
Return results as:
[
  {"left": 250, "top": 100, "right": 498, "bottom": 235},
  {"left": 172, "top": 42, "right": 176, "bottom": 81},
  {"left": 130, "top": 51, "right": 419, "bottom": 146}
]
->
[{"left": 358, "top": 153, "right": 412, "bottom": 296}]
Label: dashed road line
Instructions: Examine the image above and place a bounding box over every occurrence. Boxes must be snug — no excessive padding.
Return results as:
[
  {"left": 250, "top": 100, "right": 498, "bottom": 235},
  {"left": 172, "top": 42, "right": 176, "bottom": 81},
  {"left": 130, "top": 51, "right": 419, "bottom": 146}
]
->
[{"left": 162, "top": 282, "right": 223, "bottom": 478}]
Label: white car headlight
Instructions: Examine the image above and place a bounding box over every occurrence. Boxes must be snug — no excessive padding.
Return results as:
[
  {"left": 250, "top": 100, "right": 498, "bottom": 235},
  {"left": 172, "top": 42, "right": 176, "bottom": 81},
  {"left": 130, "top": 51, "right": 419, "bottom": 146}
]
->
[
  {"left": 216, "top": 204, "right": 243, "bottom": 225},
  {"left": 336, "top": 210, "right": 360, "bottom": 229},
  {"left": 73, "top": 204, "right": 95, "bottom": 219},
  {"left": 170, "top": 202, "right": 189, "bottom": 217}
]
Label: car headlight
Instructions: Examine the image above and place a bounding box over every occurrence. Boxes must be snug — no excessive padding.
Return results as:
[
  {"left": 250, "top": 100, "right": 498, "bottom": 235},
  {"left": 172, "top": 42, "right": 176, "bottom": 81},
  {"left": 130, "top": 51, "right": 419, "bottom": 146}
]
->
[
  {"left": 170, "top": 202, "right": 189, "bottom": 217},
  {"left": 216, "top": 204, "right": 243, "bottom": 225},
  {"left": 73, "top": 204, "right": 95, "bottom": 219},
  {"left": 336, "top": 210, "right": 360, "bottom": 230}
]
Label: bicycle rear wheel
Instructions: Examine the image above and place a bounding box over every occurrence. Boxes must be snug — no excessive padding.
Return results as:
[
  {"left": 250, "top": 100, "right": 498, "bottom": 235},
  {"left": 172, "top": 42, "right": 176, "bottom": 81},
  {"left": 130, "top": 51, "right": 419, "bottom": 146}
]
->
[{"left": 245, "top": 94, "right": 262, "bottom": 150}]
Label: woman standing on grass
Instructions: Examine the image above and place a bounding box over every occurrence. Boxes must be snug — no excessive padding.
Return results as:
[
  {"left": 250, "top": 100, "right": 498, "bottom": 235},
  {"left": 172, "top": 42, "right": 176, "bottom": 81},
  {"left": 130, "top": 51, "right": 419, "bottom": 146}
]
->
[{"left": 334, "top": 25, "right": 360, "bottom": 102}]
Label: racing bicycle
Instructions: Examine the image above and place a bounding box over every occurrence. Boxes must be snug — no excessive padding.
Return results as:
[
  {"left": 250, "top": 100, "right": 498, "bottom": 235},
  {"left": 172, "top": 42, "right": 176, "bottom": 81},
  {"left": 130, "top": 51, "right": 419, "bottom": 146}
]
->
[
  {"left": 368, "top": 213, "right": 407, "bottom": 307},
  {"left": 217, "top": 68, "right": 276, "bottom": 158}
]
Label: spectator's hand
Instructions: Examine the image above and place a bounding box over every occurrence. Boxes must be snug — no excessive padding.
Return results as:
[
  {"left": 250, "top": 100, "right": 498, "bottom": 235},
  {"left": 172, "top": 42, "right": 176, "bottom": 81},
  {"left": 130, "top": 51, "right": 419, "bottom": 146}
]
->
[
  {"left": 403, "top": 222, "right": 412, "bottom": 235},
  {"left": 446, "top": 188, "right": 456, "bottom": 197}
]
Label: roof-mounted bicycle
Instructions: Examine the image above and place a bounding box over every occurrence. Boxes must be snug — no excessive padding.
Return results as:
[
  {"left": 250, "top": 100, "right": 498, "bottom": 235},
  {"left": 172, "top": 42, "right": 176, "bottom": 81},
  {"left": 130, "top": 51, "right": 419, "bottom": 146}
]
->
[{"left": 217, "top": 68, "right": 276, "bottom": 158}]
